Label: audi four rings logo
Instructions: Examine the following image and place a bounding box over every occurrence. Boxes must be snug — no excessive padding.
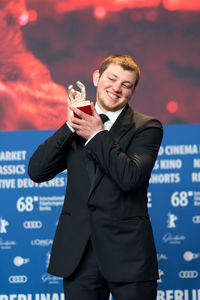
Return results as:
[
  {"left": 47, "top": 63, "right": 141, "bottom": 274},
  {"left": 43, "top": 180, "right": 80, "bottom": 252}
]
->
[
  {"left": 9, "top": 275, "right": 28, "bottom": 283},
  {"left": 192, "top": 216, "right": 200, "bottom": 223},
  {"left": 179, "top": 270, "right": 198, "bottom": 279},
  {"left": 23, "top": 221, "right": 42, "bottom": 229}
]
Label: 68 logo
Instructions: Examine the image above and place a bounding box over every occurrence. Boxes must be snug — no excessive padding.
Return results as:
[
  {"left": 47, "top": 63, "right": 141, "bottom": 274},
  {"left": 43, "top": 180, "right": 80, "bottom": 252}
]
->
[
  {"left": 16, "top": 196, "right": 38, "bottom": 212},
  {"left": 171, "top": 191, "right": 193, "bottom": 207}
]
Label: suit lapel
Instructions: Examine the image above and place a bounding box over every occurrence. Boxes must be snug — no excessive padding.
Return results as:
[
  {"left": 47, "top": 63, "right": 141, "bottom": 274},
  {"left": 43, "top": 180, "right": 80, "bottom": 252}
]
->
[
  {"left": 109, "top": 104, "right": 134, "bottom": 143},
  {"left": 83, "top": 148, "right": 96, "bottom": 184},
  {"left": 88, "top": 104, "right": 135, "bottom": 199}
]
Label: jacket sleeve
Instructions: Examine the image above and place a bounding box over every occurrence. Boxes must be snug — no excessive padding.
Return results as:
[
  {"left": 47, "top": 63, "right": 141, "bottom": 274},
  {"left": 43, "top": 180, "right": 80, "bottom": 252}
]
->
[
  {"left": 85, "top": 119, "right": 163, "bottom": 192},
  {"left": 28, "top": 123, "right": 75, "bottom": 183}
]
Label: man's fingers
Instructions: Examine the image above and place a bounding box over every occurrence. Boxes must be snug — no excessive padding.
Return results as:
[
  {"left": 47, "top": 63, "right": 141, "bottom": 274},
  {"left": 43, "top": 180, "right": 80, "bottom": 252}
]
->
[
  {"left": 90, "top": 103, "right": 96, "bottom": 116},
  {"left": 69, "top": 105, "right": 82, "bottom": 118},
  {"left": 71, "top": 117, "right": 82, "bottom": 126},
  {"left": 69, "top": 105, "right": 90, "bottom": 120},
  {"left": 90, "top": 102, "right": 100, "bottom": 118}
]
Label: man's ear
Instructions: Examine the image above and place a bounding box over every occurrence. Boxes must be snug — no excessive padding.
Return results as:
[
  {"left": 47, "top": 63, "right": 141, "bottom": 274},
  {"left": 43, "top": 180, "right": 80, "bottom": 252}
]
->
[{"left": 93, "top": 70, "right": 100, "bottom": 87}]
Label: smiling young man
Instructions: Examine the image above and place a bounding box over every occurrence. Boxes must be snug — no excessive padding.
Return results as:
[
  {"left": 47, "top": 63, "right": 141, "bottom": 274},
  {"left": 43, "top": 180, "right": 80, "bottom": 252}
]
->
[
  {"left": 28, "top": 54, "right": 163, "bottom": 300},
  {"left": 94, "top": 63, "right": 137, "bottom": 111}
]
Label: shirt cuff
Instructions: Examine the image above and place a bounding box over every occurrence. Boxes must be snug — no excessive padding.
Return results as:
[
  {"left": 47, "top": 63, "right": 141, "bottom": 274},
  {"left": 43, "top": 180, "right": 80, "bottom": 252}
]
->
[
  {"left": 66, "top": 122, "right": 75, "bottom": 133},
  {"left": 85, "top": 130, "right": 106, "bottom": 146}
]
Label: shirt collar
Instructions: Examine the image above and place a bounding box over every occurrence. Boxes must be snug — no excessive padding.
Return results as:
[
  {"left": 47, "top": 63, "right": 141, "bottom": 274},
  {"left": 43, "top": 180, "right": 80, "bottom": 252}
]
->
[{"left": 95, "top": 103, "right": 124, "bottom": 125}]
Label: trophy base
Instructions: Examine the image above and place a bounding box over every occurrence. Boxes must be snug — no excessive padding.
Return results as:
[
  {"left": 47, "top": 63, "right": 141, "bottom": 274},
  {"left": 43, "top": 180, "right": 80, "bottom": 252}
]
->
[{"left": 73, "top": 104, "right": 92, "bottom": 118}]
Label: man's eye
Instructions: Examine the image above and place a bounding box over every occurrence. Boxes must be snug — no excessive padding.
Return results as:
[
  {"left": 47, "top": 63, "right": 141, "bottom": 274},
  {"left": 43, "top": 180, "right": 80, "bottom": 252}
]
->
[
  {"left": 123, "top": 84, "right": 131, "bottom": 89},
  {"left": 108, "top": 77, "right": 114, "bottom": 81}
]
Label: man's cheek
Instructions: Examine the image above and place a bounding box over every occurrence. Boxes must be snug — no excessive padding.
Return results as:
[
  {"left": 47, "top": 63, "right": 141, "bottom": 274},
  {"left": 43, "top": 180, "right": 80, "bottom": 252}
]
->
[{"left": 102, "top": 80, "right": 111, "bottom": 86}]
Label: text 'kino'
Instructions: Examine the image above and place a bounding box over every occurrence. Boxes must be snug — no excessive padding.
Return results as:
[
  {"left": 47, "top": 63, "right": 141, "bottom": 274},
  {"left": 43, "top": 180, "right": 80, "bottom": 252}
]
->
[{"left": 160, "top": 159, "right": 182, "bottom": 169}]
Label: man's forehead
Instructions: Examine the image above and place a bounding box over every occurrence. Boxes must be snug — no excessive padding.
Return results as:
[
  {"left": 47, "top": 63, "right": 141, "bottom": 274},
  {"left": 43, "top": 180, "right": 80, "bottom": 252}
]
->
[{"left": 104, "top": 64, "right": 137, "bottom": 81}]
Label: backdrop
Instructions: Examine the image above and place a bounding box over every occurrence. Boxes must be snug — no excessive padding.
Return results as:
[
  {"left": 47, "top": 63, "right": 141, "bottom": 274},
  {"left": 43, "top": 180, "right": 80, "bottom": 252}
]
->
[
  {"left": 0, "top": 124, "right": 200, "bottom": 299},
  {"left": 1, "top": 0, "right": 200, "bottom": 299},
  {"left": 0, "top": 0, "right": 200, "bottom": 131}
]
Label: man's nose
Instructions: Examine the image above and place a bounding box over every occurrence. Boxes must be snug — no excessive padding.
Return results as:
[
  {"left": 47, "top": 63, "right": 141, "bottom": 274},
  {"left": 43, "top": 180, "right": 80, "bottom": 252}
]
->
[{"left": 112, "top": 81, "right": 121, "bottom": 92}]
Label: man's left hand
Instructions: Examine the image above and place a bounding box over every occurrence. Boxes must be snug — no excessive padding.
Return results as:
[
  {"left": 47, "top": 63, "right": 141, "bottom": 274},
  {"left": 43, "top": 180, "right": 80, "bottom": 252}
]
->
[{"left": 69, "top": 103, "right": 104, "bottom": 140}]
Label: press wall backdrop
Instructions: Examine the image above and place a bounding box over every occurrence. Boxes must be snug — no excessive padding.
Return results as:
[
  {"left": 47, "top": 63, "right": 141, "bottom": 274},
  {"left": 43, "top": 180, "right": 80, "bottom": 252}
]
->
[
  {"left": 1, "top": 0, "right": 200, "bottom": 131},
  {"left": 1, "top": 0, "right": 200, "bottom": 299},
  {"left": 0, "top": 124, "right": 200, "bottom": 299}
]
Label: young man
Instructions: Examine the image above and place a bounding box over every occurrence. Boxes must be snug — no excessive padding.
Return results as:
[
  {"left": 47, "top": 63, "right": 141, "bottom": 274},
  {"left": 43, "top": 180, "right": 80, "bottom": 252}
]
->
[{"left": 28, "top": 54, "right": 163, "bottom": 300}]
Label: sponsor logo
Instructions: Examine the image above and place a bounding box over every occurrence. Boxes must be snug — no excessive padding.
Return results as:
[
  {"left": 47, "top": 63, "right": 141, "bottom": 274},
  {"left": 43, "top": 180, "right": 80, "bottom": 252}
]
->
[
  {"left": 158, "top": 269, "right": 164, "bottom": 283},
  {"left": 9, "top": 275, "right": 28, "bottom": 283},
  {"left": 41, "top": 273, "right": 62, "bottom": 284},
  {"left": 31, "top": 239, "right": 53, "bottom": 246},
  {"left": 39, "top": 195, "right": 64, "bottom": 211},
  {"left": 167, "top": 211, "right": 178, "bottom": 228},
  {"left": 0, "top": 217, "right": 9, "bottom": 233},
  {"left": 13, "top": 256, "right": 30, "bottom": 267},
  {"left": 0, "top": 238, "right": 16, "bottom": 249},
  {"left": 163, "top": 233, "right": 186, "bottom": 244},
  {"left": 147, "top": 192, "right": 152, "bottom": 208},
  {"left": 183, "top": 251, "right": 200, "bottom": 261},
  {"left": 194, "top": 191, "right": 200, "bottom": 206},
  {"left": 23, "top": 221, "right": 42, "bottom": 229},
  {"left": 179, "top": 270, "right": 198, "bottom": 279},
  {"left": 46, "top": 251, "right": 51, "bottom": 268},
  {"left": 192, "top": 215, "right": 200, "bottom": 223},
  {"left": 157, "top": 253, "right": 168, "bottom": 261}
]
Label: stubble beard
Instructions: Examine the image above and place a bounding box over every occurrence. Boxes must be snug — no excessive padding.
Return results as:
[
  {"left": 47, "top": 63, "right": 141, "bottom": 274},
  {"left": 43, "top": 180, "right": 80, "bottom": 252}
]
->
[{"left": 96, "top": 90, "right": 122, "bottom": 112}]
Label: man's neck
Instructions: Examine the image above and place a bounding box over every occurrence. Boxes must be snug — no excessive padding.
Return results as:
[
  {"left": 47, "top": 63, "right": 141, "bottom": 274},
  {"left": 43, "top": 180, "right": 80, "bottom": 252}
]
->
[
  {"left": 95, "top": 103, "right": 125, "bottom": 125},
  {"left": 95, "top": 103, "right": 124, "bottom": 114}
]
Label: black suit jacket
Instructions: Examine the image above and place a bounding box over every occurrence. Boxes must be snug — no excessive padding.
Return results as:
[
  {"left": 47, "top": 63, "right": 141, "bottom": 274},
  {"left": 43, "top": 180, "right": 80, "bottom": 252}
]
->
[{"left": 28, "top": 104, "right": 163, "bottom": 282}]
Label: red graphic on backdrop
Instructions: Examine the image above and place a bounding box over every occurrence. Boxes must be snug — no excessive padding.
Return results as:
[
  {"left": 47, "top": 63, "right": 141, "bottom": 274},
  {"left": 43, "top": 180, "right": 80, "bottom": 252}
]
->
[
  {"left": 0, "top": 0, "right": 67, "bottom": 130},
  {"left": 0, "top": 0, "right": 200, "bottom": 130}
]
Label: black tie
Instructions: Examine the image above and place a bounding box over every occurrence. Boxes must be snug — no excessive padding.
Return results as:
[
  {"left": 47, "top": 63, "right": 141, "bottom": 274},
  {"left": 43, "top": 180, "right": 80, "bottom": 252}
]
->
[{"left": 99, "top": 114, "right": 109, "bottom": 124}]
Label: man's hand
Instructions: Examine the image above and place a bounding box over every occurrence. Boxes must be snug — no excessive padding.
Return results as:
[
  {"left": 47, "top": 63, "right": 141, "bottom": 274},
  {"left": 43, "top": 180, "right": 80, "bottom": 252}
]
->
[{"left": 69, "top": 103, "right": 104, "bottom": 140}]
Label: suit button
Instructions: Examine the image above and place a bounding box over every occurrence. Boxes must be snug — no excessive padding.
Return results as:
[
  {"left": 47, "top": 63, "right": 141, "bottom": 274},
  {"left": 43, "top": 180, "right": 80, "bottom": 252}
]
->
[
  {"left": 56, "top": 142, "right": 61, "bottom": 149},
  {"left": 86, "top": 149, "right": 92, "bottom": 154}
]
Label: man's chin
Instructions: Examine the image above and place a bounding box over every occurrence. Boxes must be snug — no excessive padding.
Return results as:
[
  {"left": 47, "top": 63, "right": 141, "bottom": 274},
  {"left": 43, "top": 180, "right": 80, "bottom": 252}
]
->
[
  {"left": 97, "top": 96, "right": 124, "bottom": 112},
  {"left": 106, "top": 103, "right": 123, "bottom": 112}
]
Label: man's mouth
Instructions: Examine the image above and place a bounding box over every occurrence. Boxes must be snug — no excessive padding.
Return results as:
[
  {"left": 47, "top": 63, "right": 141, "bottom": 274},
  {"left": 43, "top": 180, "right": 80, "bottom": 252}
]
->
[{"left": 107, "top": 91, "right": 120, "bottom": 100}]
